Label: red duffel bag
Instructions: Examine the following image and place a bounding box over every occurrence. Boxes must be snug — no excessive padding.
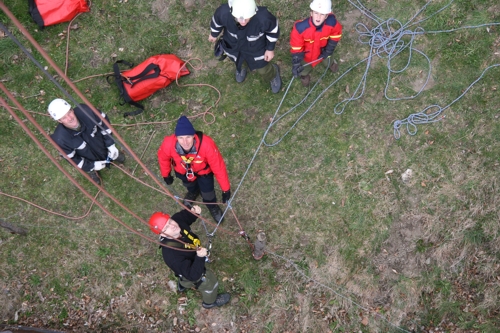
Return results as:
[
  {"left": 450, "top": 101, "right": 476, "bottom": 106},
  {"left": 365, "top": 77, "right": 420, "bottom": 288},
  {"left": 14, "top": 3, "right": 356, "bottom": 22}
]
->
[
  {"left": 29, "top": 0, "right": 90, "bottom": 29},
  {"left": 110, "top": 54, "right": 190, "bottom": 115}
]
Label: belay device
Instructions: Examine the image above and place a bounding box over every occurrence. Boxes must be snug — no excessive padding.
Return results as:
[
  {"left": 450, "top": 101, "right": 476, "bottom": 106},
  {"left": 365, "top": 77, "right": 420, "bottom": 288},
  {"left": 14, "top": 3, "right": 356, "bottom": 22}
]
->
[{"left": 109, "top": 54, "right": 190, "bottom": 116}]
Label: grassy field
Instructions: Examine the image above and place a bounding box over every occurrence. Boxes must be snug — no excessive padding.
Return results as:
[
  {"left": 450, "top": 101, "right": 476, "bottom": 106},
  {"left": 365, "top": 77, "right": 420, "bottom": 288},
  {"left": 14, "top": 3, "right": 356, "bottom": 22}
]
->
[{"left": 1, "top": 0, "right": 500, "bottom": 332}]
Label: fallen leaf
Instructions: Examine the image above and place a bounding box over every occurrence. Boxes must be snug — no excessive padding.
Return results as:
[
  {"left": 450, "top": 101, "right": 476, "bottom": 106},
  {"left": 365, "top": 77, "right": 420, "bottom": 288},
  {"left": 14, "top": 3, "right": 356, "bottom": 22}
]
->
[
  {"left": 421, "top": 181, "right": 426, "bottom": 187},
  {"left": 361, "top": 316, "right": 368, "bottom": 326},
  {"left": 385, "top": 169, "right": 393, "bottom": 174}
]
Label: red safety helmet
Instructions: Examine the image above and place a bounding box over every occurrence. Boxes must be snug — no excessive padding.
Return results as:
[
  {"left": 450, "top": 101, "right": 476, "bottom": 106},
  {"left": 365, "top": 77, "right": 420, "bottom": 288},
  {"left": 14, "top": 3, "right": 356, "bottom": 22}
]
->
[{"left": 149, "top": 212, "right": 170, "bottom": 234}]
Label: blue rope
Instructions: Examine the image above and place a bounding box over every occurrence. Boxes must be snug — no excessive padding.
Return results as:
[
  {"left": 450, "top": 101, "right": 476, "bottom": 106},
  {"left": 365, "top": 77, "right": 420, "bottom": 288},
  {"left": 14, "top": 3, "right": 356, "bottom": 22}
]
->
[
  {"left": 393, "top": 64, "right": 500, "bottom": 138},
  {"left": 348, "top": 0, "right": 500, "bottom": 138},
  {"left": 263, "top": 0, "right": 500, "bottom": 141}
]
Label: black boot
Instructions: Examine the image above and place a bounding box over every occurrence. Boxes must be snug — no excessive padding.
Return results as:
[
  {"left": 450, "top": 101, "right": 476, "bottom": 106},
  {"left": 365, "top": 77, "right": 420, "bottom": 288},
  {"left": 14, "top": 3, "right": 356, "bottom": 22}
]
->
[
  {"left": 177, "top": 278, "right": 186, "bottom": 292},
  {"left": 183, "top": 189, "right": 200, "bottom": 209},
  {"left": 202, "top": 293, "right": 231, "bottom": 309},
  {"left": 113, "top": 152, "right": 125, "bottom": 164},
  {"left": 87, "top": 170, "right": 101, "bottom": 185},
  {"left": 208, "top": 204, "right": 223, "bottom": 223}
]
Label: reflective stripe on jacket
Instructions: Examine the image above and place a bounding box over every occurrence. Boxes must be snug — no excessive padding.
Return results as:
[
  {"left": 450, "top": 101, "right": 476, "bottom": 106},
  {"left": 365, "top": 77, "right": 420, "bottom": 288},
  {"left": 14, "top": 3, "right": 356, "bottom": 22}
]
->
[
  {"left": 50, "top": 104, "right": 114, "bottom": 171},
  {"left": 210, "top": 4, "right": 280, "bottom": 71}
]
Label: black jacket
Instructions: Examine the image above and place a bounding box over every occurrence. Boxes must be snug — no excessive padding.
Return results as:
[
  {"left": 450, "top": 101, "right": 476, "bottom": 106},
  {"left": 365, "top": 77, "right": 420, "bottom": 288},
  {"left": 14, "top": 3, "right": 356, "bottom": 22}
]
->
[
  {"left": 51, "top": 104, "right": 115, "bottom": 172},
  {"left": 160, "top": 209, "right": 205, "bottom": 281},
  {"left": 210, "top": 4, "right": 280, "bottom": 71}
]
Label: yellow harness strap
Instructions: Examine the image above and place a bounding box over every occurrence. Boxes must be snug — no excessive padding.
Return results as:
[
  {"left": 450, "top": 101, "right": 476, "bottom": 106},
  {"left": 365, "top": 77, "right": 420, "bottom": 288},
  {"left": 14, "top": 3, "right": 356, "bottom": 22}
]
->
[
  {"left": 183, "top": 229, "right": 201, "bottom": 249},
  {"left": 181, "top": 156, "right": 195, "bottom": 165}
]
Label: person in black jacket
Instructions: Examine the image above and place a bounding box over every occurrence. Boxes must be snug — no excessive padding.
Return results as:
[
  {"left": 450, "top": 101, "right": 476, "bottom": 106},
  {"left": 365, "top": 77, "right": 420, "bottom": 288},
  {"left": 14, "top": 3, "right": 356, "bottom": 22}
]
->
[
  {"left": 48, "top": 98, "right": 124, "bottom": 185},
  {"left": 208, "top": 0, "right": 282, "bottom": 93},
  {"left": 149, "top": 205, "right": 231, "bottom": 309}
]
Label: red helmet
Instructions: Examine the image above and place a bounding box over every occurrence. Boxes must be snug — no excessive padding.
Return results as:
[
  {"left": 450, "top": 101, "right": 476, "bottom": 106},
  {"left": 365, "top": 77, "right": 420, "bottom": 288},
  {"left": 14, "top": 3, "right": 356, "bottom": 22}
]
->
[{"left": 149, "top": 212, "right": 170, "bottom": 234}]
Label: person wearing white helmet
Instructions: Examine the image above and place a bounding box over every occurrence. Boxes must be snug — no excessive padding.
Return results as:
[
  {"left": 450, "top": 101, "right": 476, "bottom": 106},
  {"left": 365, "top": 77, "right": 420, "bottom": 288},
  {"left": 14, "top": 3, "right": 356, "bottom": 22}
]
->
[
  {"left": 290, "top": 0, "right": 343, "bottom": 87},
  {"left": 208, "top": 0, "right": 282, "bottom": 93},
  {"left": 48, "top": 98, "right": 124, "bottom": 184}
]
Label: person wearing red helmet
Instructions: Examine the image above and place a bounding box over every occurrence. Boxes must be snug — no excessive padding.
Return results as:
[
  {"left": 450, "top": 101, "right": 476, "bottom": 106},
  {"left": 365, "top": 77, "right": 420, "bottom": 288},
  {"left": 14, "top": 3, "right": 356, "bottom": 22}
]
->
[
  {"left": 157, "top": 116, "right": 230, "bottom": 223},
  {"left": 290, "top": 0, "right": 343, "bottom": 87},
  {"left": 149, "top": 206, "right": 231, "bottom": 309}
]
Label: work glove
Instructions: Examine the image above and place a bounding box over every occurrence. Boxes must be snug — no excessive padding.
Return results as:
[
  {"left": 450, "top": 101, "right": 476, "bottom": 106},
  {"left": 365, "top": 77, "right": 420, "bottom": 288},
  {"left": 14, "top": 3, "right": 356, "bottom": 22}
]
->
[
  {"left": 163, "top": 175, "right": 174, "bottom": 185},
  {"left": 292, "top": 63, "right": 304, "bottom": 78},
  {"left": 93, "top": 161, "right": 107, "bottom": 171},
  {"left": 319, "top": 52, "right": 331, "bottom": 60},
  {"left": 107, "top": 144, "right": 119, "bottom": 160},
  {"left": 222, "top": 190, "right": 231, "bottom": 204},
  {"left": 319, "top": 40, "right": 337, "bottom": 60}
]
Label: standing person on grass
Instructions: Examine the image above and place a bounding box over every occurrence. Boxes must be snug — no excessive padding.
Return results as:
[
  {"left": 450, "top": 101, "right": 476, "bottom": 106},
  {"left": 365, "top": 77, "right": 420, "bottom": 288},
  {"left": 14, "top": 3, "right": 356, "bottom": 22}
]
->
[
  {"left": 48, "top": 98, "right": 125, "bottom": 185},
  {"left": 157, "top": 116, "right": 231, "bottom": 223},
  {"left": 290, "top": 0, "right": 343, "bottom": 87},
  {"left": 208, "top": 0, "right": 282, "bottom": 94},
  {"left": 149, "top": 205, "right": 231, "bottom": 309}
]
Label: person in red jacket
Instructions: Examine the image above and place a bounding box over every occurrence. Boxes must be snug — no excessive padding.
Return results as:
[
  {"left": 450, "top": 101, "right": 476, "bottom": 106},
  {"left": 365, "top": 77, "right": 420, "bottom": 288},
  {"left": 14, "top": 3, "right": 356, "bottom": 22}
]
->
[
  {"left": 157, "top": 116, "right": 230, "bottom": 223},
  {"left": 290, "top": 0, "right": 342, "bottom": 87}
]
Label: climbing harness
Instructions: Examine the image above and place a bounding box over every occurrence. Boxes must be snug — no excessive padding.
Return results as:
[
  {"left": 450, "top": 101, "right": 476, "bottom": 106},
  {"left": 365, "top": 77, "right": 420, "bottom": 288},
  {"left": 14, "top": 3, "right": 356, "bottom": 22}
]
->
[
  {"left": 183, "top": 229, "right": 201, "bottom": 248},
  {"left": 181, "top": 155, "right": 196, "bottom": 180}
]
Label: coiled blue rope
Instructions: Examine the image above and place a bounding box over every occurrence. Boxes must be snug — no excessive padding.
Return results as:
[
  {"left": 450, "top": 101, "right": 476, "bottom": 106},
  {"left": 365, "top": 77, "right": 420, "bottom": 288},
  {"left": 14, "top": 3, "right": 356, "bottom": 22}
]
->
[{"left": 264, "top": 0, "right": 500, "bottom": 141}]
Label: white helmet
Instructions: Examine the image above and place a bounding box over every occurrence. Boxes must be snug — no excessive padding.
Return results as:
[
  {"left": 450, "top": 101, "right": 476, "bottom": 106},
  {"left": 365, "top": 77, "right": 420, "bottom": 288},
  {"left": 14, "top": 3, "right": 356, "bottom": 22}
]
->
[
  {"left": 310, "top": 0, "right": 332, "bottom": 15},
  {"left": 230, "top": 0, "right": 257, "bottom": 20},
  {"left": 48, "top": 98, "right": 71, "bottom": 120}
]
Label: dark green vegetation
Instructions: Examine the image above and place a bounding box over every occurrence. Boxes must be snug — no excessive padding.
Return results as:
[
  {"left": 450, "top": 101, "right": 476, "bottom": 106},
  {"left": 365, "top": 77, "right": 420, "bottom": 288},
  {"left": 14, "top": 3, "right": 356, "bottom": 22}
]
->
[{"left": 1, "top": 0, "right": 499, "bottom": 332}]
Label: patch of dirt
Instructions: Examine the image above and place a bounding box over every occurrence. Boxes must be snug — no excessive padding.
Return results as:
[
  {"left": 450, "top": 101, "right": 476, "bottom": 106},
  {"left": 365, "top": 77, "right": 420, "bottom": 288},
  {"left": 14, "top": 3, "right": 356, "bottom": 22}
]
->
[
  {"left": 370, "top": 213, "right": 431, "bottom": 307},
  {"left": 242, "top": 107, "right": 259, "bottom": 123},
  {"left": 88, "top": 52, "right": 105, "bottom": 69},
  {"left": 409, "top": 57, "right": 438, "bottom": 93},
  {"left": 341, "top": 9, "right": 365, "bottom": 32},
  {"left": 151, "top": 0, "right": 172, "bottom": 22},
  {"left": 487, "top": 5, "right": 500, "bottom": 15},
  {"left": 206, "top": 58, "right": 220, "bottom": 69},
  {"left": 186, "top": 99, "right": 204, "bottom": 113},
  {"left": 150, "top": 96, "right": 163, "bottom": 109}
]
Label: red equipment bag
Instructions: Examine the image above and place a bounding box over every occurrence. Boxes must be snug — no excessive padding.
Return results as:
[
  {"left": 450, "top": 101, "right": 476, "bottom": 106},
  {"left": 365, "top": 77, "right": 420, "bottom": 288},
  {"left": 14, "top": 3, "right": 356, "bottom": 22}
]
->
[
  {"left": 28, "top": 0, "right": 90, "bottom": 29},
  {"left": 110, "top": 54, "right": 190, "bottom": 116}
]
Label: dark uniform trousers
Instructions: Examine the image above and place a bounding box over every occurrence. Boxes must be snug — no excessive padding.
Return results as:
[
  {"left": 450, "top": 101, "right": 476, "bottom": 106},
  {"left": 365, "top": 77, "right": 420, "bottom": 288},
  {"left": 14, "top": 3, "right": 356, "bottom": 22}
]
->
[{"left": 179, "top": 269, "right": 218, "bottom": 304}]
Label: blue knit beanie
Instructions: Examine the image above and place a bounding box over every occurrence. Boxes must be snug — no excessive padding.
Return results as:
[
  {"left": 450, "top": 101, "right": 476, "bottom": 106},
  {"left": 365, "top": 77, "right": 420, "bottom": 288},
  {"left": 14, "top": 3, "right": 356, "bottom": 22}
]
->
[{"left": 175, "top": 116, "right": 195, "bottom": 136}]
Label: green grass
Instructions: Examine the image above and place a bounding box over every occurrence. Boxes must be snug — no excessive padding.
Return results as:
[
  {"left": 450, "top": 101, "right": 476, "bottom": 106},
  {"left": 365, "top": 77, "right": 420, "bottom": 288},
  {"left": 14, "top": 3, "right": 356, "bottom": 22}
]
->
[{"left": 1, "top": 0, "right": 500, "bottom": 332}]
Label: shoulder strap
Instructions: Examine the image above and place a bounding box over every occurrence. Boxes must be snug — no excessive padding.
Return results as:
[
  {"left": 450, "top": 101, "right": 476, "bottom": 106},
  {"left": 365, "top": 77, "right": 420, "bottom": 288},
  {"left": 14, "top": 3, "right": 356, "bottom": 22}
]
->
[
  {"left": 126, "top": 63, "right": 161, "bottom": 86},
  {"left": 195, "top": 131, "right": 204, "bottom": 149},
  {"left": 109, "top": 60, "right": 145, "bottom": 114},
  {"left": 160, "top": 240, "right": 185, "bottom": 249}
]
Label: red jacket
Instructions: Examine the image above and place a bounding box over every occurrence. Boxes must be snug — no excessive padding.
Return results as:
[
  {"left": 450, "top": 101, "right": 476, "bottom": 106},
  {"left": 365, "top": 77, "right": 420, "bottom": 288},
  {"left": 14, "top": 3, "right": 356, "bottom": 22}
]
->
[
  {"left": 290, "top": 14, "right": 342, "bottom": 67},
  {"left": 157, "top": 132, "right": 230, "bottom": 192}
]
